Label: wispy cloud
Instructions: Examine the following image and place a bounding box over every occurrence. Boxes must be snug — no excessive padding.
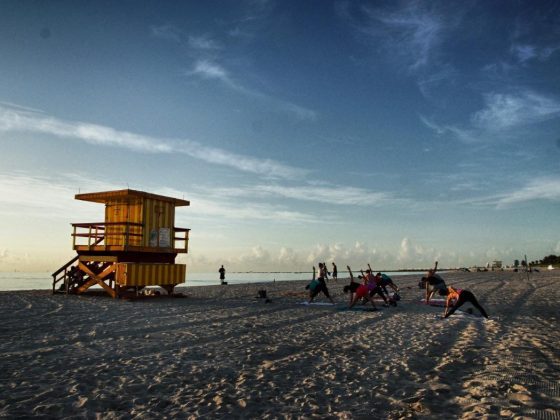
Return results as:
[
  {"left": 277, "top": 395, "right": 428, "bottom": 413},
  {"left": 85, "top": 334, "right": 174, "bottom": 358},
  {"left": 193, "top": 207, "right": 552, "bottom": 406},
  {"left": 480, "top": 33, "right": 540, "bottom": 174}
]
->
[
  {"left": 419, "top": 115, "right": 479, "bottom": 143},
  {"left": 208, "top": 183, "right": 407, "bottom": 207},
  {"left": 150, "top": 24, "right": 183, "bottom": 42},
  {"left": 187, "top": 60, "right": 244, "bottom": 91},
  {"left": 188, "top": 35, "right": 221, "bottom": 50},
  {"left": 0, "top": 171, "right": 109, "bottom": 219},
  {"left": 449, "top": 176, "right": 560, "bottom": 209},
  {"left": 509, "top": 44, "right": 557, "bottom": 64},
  {"left": 187, "top": 59, "right": 318, "bottom": 121},
  {"left": 421, "top": 89, "right": 560, "bottom": 143},
  {"left": 472, "top": 90, "right": 560, "bottom": 130},
  {"left": 152, "top": 26, "right": 222, "bottom": 51},
  {"left": 359, "top": 2, "right": 444, "bottom": 71},
  {"left": 0, "top": 104, "right": 307, "bottom": 180},
  {"left": 495, "top": 176, "right": 560, "bottom": 208},
  {"left": 416, "top": 64, "right": 458, "bottom": 99},
  {"left": 0, "top": 171, "right": 320, "bottom": 224}
]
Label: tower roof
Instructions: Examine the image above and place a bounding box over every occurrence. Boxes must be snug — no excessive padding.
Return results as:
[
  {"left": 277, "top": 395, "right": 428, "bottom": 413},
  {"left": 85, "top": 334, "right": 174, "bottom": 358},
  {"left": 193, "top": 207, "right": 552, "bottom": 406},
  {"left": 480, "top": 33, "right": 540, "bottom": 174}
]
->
[{"left": 75, "top": 189, "right": 190, "bottom": 206}]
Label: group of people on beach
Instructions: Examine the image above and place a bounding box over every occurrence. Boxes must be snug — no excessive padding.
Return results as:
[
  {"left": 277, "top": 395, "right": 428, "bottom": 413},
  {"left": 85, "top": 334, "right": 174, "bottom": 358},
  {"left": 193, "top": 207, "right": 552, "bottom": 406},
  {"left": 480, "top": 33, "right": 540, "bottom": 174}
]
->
[
  {"left": 306, "top": 262, "right": 400, "bottom": 311},
  {"left": 421, "top": 261, "right": 489, "bottom": 319},
  {"left": 307, "top": 260, "right": 489, "bottom": 319}
]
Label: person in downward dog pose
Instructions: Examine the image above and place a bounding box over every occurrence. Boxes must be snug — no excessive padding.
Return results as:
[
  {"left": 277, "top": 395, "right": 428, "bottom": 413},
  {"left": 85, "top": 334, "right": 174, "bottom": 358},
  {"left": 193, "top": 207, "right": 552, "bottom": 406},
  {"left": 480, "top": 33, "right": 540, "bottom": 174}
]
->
[
  {"left": 343, "top": 266, "right": 377, "bottom": 310},
  {"left": 441, "top": 286, "right": 489, "bottom": 319}
]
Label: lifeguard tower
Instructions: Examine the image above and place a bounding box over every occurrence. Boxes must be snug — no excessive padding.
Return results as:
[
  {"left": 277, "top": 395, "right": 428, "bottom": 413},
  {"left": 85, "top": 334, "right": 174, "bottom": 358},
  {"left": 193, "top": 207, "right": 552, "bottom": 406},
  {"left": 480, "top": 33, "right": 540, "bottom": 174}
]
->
[{"left": 52, "top": 189, "right": 190, "bottom": 298}]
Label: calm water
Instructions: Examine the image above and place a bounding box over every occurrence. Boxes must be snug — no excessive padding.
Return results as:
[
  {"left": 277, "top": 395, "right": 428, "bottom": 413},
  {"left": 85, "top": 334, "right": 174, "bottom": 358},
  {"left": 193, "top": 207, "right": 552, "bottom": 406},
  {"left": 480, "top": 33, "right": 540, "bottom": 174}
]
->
[
  {"left": 0, "top": 271, "right": 426, "bottom": 291},
  {"left": 0, "top": 271, "right": 314, "bottom": 291}
]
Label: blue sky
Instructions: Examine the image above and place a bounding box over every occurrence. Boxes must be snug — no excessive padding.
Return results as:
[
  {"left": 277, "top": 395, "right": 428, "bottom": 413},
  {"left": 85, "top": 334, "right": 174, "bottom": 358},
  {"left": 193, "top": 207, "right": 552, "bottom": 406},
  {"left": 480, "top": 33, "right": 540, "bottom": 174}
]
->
[{"left": 1, "top": 0, "right": 559, "bottom": 272}]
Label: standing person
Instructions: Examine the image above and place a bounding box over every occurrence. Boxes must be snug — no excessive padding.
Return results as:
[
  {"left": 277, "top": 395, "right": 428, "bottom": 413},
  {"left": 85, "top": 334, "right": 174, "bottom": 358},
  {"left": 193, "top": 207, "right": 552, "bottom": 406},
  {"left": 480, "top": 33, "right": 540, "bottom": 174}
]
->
[
  {"left": 332, "top": 262, "right": 338, "bottom": 281},
  {"left": 219, "top": 265, "right": 226, "bottom": 285},
  {"left": 424, "top": 261, "right": 446, "bottom": 303},
  {"left": 441, "top": 286, "right": 489, "bottom": 319},
  {"left": 308, "top": 262, "right": 335, "bottom": 304},
  {"left": 343, "top": 266, "right": 377, "bottom": 310}
]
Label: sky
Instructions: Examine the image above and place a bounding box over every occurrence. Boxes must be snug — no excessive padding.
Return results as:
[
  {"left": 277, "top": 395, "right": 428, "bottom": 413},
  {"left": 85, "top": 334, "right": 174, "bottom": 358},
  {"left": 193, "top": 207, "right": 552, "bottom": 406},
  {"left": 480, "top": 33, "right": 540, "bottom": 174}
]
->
[{"left": 0, "top": 0, "right": 559, "bottom": 273}]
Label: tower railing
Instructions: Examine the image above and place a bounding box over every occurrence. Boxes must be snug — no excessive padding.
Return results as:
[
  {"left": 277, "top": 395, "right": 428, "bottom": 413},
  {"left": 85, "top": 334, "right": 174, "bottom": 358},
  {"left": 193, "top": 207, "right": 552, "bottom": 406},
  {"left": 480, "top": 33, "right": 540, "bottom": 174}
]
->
[{"left": 71, "top": 222, "right": 189, "bottom": 252}]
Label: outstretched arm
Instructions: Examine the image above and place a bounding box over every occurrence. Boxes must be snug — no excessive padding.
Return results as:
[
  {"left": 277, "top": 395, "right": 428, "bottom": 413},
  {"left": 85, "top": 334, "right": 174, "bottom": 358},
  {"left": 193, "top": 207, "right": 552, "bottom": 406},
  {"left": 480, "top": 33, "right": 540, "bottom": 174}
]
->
[
  {"left": 347, "top": 265, "right": 354, "bottom": 282},
  {"left": 433, "top": 261, "right": 439, "bottom": 273}
]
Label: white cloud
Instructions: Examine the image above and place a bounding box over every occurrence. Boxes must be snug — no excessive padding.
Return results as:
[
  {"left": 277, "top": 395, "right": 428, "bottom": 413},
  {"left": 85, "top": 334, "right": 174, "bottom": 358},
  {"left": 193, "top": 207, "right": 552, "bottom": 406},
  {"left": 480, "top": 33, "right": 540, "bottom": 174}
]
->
[
  {"left": 511, "top": 44, "right": 537, "bottom": 63},
  {"left": 511, "top": 43, "right": 559, "bottom": 63},
  {"left": 496, "top": 177, "right": 560, "bottom": 208},
  {"left": 186, "top": 60, "right": 318, "bottom": 121},
  {"left": 453, "top": 176, "right": 560, "bottom": 209},
  {"left": 0, "top": 171, "right": 320, "bottom": 225},
  {"left": 361, "top": 2, "right": 443, "bottom": 71},
  {"left": 150, "top": 24, "right": 183, "bottom": 42},
  {"left": 397, "top": 237, "right": 441, "bottom": 267},
  {"left": 188, "top": 35, "right": 221, "bottom": 50},
  {"left": 206, "top": 183, "right": 405, "bottom": 207},
  {"left": 419, "top": 115, "right": 479, "bottom": 143},
  {"left": 254, "top": 184, "right": 401, "bottom": 206},
  {"left": 0, "top": 104, "right": 306, "bottom": 180},
  {"left": 421, "top": 90, "right": 560, "bottom": 143},
  {"left": 0, "top": 171, "right": 108, "bottom": 219},
  {"left": 472, "top": 91, "right": 560, "bottom": 130},
  {"left": 416, "top": 65, "right": 458, "bottom": 98},
  {"left": 189, "top": 60, "right": 234, "bottom": 85}
]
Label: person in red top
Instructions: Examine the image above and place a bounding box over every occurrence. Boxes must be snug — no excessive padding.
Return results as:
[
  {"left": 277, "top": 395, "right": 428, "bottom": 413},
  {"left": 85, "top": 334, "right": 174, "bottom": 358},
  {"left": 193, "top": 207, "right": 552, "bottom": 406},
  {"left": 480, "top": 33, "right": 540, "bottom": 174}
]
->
[
  {"left": 362, "top": 267, "right": 392, "bottom": 306},
  {"left": 442, "top": 286, "right": 489, "bottom": 319},
  {"left": 343, "top": 266, "right": 378, "bottom": 310}
]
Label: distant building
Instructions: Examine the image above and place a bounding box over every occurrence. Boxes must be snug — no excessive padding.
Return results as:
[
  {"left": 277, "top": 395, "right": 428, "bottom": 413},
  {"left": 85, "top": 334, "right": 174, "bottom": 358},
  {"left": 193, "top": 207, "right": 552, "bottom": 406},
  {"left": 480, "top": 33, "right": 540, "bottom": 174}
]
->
[{"left": 491, "top": 260, "right": 503, "bottom": 270}]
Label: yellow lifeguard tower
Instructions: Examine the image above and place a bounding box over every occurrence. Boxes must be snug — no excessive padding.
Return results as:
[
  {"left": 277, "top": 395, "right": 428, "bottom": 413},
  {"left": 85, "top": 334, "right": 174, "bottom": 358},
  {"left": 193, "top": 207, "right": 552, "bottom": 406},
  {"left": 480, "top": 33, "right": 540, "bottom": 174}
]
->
[{"left": 52, "top": 189, "right": 190, "bottom": 298}]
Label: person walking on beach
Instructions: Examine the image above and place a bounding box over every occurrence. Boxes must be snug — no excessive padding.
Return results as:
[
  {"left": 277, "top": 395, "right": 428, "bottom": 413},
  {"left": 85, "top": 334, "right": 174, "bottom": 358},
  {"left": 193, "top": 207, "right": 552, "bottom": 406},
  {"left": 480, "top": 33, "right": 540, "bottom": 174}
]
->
[
  {"left": 441, "top": 286, "right": 489, "bottom": 319},
  {"left": 332, "top": 262, "right": 338, "bottom": 281},
  {"left": 307, "top": 263, "right": 335, "bottom": 304},
  {"left": 343, "top": 266, "right": 377, "bottom": 310},
  {"left": 219, "top": 265, "right": 226, "bottom": 285},
  {"left": 424, "top": 261, "right": 446, "bottom": 303}
]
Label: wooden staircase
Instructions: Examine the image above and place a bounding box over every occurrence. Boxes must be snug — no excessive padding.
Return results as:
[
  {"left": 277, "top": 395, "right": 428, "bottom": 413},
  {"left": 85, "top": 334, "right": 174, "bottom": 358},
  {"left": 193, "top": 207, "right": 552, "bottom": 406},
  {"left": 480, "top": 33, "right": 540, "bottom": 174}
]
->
[{"left": 52, "top": 259, "right": 115, "bottom": 295}]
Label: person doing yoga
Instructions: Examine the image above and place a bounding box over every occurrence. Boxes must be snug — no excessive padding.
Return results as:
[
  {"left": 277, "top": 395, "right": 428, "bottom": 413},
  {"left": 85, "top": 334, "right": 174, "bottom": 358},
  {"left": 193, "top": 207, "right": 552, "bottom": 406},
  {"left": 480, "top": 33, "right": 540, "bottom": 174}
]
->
[
  {"left": 441, "top": 286, "right": 489, "bottom": 319},
  {"left": 306, "top": 263, "right": 335, "bottom": 304},
  {"left": 343, "top": 266, "right": 377, "bottom": 310},
  {"left": 425, "top": 261, "right": 447, "bottom": 303},
  {"left": 362, "top": 265, "right": 393, "bottom": 307}
]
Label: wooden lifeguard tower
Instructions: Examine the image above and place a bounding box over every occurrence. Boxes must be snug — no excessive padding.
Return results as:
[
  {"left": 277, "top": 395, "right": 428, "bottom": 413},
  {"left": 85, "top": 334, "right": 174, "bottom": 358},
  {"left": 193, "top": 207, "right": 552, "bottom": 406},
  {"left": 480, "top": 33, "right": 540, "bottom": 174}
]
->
[{"left": 52, "top": 189, "right": 190, "bottom": 298}]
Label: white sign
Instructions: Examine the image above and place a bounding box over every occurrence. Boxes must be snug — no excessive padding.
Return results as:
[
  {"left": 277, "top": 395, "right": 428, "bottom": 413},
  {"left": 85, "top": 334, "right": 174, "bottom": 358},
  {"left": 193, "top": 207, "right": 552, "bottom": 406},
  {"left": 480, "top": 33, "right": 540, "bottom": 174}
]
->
[{"left": 159, "top": 228, "right": 171, "bottom": 247}]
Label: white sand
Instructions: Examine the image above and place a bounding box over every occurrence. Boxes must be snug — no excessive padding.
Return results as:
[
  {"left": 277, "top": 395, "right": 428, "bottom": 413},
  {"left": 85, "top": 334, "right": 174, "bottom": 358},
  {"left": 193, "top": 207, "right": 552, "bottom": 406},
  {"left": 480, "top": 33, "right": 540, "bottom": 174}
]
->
[{"left": 0, "top": 271, "right": 559, "bottom": 418}]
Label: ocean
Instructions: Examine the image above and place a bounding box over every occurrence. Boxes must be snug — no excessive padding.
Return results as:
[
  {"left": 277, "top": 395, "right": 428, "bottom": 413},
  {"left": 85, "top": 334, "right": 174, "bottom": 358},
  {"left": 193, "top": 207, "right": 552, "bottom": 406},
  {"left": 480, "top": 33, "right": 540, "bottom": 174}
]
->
[
  {"left": 0, "top": 271, "right": 425, "bottom": 291},
  {"left": 0, "top": 271, "right": 313, "bottom": 291}
]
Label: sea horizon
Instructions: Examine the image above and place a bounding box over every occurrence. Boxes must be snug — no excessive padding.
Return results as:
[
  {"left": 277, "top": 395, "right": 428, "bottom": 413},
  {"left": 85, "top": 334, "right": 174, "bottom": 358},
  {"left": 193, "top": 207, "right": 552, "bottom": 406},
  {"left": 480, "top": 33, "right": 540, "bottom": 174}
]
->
[{"left": 0, "top": 270, "right": 428, "bottom": 292}]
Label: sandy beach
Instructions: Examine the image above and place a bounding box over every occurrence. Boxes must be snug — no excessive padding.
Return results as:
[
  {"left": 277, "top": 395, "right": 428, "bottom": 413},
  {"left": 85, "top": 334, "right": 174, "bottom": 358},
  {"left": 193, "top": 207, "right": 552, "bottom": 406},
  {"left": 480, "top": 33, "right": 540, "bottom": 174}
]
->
[{"left": 0, "top": 270, "right": 559, "bottom": 418}]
